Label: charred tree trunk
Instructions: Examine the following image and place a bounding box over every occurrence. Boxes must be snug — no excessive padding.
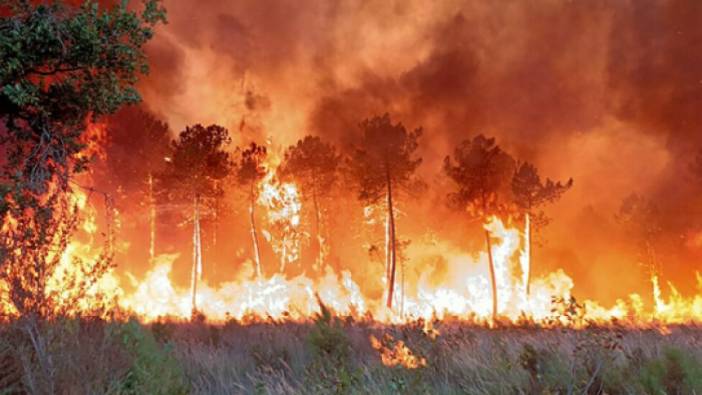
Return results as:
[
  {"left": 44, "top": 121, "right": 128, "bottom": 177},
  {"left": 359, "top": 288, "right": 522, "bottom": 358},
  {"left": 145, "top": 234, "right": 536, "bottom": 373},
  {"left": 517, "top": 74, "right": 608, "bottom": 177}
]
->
[
  {"left": 148, "top": 172, "right": 156, "bottom": 262},
  {"left": 190, "top": 194, "right": 202, "bottom": 315},
  {"left": 525, "top": 212, "right": 532, "bottom": 296},
  {"left": 485, "top": 229, "right": 497, "bottom": 322},
  {"left": 312, "top": 183, "right": 324, "bottom": 271},
  {"left": 385, "top": 168, "right": 397, "bottom": 309},
  {"left": 385, "top": 208, "right": 391, "bottom": 289},
  {"left": 249, "top": 182, "right": 262, "bottom": 279}
]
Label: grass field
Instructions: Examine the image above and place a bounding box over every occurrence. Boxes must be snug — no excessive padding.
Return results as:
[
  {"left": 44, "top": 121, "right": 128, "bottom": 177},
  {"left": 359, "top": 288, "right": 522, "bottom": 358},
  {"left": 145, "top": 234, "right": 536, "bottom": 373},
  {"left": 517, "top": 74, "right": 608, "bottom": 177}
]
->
[{"left": 2, "top": 309, "right": 702, "bottom": 395}]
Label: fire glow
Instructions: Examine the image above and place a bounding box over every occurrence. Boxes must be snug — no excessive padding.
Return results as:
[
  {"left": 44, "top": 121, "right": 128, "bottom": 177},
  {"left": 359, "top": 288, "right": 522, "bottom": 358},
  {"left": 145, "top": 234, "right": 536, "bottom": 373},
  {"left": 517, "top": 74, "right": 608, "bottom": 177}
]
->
[{"left": 5, "top": 149, "right": 702, "bottom": 328}]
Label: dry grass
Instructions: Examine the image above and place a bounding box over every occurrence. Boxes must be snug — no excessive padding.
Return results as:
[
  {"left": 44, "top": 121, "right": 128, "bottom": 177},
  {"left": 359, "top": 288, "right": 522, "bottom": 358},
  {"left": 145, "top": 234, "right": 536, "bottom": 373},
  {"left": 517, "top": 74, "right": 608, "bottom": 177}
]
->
[{"left": 2, "top": 315, "right": 702, "bottom": 394}]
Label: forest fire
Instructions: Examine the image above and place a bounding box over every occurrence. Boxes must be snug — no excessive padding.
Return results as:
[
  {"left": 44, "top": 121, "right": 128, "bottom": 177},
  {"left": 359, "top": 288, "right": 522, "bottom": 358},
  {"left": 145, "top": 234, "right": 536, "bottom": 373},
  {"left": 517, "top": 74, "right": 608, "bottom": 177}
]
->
[
  {"left": 6, "top": 0, "right": 702, "bottom": 392},
  {"left": 4, "top": 166, "right": 701, "bottom": 328}
]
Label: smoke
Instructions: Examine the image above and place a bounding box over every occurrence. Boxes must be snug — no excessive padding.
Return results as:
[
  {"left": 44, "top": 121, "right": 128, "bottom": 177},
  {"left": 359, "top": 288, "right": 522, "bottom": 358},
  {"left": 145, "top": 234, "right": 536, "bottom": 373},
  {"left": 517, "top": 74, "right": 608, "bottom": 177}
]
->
[{"left": 129, "top": 0, "right": 702, "bottom": 303}]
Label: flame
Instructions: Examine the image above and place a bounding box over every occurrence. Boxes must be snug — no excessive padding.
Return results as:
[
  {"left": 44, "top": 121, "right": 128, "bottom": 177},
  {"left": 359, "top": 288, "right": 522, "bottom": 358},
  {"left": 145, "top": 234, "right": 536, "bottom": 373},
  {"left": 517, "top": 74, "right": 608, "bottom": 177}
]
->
[
  {"left": 5, "top": 156, "right": 702, "bottom": 328},
  {"left": 258, "top": 169, "right": 302, "bottom": 271},
  {"left": 370, "top": 333, "right": 427, "bottom": 369}
]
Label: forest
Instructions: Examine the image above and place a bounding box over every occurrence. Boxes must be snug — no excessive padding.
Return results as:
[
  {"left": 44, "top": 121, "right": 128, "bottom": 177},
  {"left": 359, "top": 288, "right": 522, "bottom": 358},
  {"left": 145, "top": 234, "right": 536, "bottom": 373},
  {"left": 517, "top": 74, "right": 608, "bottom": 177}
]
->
[{"left": 2, "top": 0, "right": 702, "bottom": 393}]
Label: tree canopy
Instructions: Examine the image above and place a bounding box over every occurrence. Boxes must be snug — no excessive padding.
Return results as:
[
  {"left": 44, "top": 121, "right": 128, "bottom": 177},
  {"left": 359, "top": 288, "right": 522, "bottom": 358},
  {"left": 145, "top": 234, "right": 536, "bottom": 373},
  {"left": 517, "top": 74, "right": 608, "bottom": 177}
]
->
[
  {"left": 160, "top": 124, "right": 232, "bottom": 202},
  {"left": 278, "top": 135, "right": 339, "bottom": 201},
  {"left": 349, "top": 114, "right": 422, "bottom": 204},
  {"left": 444, "top": 134, "right": 515, "bottom": 218},
  {"left": 0, "top": 0, "right": 166, "bottom": 210},
  {"left": 512, "top": 161, "right": 572, "bottom": 225}
]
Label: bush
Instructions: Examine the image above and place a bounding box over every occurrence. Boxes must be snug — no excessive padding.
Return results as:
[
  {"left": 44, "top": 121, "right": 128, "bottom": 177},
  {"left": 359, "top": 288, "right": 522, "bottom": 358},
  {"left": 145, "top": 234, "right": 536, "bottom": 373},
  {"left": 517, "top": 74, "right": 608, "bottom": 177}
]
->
[
  {"left": 640, "top": 346, "right": 702, "bottom": 394},
  {"left": 304, "top": 302, "right": 359, "bottom": 394},
  {"left": 111, "top": 319, "right": 188, "bottom": 395}
]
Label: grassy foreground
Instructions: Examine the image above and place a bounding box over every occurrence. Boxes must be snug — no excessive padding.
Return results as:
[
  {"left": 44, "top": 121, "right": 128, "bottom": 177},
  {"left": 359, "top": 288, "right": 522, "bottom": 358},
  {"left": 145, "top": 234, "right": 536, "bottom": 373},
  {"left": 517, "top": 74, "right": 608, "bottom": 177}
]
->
[{"left": 1, "top": 311, "right": 702, "bottom": 394}]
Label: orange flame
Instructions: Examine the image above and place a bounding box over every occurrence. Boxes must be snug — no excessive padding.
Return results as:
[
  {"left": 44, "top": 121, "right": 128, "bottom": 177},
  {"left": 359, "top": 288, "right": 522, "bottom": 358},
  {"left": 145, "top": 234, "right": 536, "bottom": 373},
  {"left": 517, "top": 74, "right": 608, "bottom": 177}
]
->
[{"left": 370, "top": 334, "right": 427, "bottom": 369}]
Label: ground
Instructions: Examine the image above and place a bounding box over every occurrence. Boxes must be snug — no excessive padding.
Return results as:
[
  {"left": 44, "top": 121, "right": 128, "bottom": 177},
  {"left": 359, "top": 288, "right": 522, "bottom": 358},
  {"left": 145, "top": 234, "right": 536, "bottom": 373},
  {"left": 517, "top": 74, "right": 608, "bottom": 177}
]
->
[{"left": 2, "top": 312, "right": 702, "bottom": 394}]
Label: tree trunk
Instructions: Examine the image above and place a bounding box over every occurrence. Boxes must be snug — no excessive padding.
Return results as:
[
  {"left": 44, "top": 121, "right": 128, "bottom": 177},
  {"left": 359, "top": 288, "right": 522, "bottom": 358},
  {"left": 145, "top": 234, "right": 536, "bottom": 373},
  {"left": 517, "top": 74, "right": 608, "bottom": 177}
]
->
[
  {"left": 525, "top": 212, "right": 532, "bottom": 296},
  {"left": 190, "top": 194, "right": 202, "bottom": 315},
  {"left": 385, "top": 208, "right": 391, "bottom": 287},
  {"left": 249, "top": 182, "right": 262, "bottom": 279},
  {"left": 485, "top": 229, "right": 498, "bottom": 322},
  {"left": 385, "top": 170, "right": 397, "bottom": 309},
  {"left": 312, "top": 185, "right": 324, "bottom": 271},
  {"left": 148, "top": 172, "right": 156, "bottom": 262},
  {"left": 400, "top": 254, "right": 405, "bottom": 318},
  {"left": 279, "top": 234, "right": 287, "bottom": 273}
]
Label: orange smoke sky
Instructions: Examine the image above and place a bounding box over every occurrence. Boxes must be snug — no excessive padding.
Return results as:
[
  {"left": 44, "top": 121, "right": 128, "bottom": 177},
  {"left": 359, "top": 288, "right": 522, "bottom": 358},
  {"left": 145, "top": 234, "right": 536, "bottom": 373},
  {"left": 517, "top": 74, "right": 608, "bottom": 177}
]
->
[{"left": 122, "top": 0, "right": 702, "bottom": 304}]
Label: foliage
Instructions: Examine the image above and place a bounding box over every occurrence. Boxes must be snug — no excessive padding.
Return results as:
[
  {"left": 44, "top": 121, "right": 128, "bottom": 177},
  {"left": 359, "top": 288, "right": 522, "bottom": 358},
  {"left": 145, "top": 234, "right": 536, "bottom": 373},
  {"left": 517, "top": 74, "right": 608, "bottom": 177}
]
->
[
  {"left": 235, "top": 142, "right": 267, "bottom": 191},
  {"left": 511, "top": 161, "right": 572, "bottom": 226},
  {"left": 0, "top": 0, "right": 166, "bottom": 203},
  {"left": 278, "top": 135, "right": 340, "bottom": 268},
  {"left": 113, "top": 319, "right": 188, "bottom": 395},
  {"left": 348, "top": 114, "right": 422, "bottom": 204},
  {"left": 444, "top": 134, "right": 515, "bottom": 218},
  {"left": 159, "top": 124, "right": 232, "bottom": 203},
  {"left": 97, "top": 105, "right": 172, "bottom": 205},
  {"left": 305, "top": 301, "right": 359, "bottom": 394},
  {"left": 347, "top": 113, "right": 422, "bottom": 308},
  {"left": 0, "top": 193, "right": 114, "bottom": 318},
  {"left": 640, "top": 346, "right": 702, "bottom": 394},
  {"left": 2, "top": 319, "right": 702, "bottom": 393},
  {"left": 0, "top": 0, "right": 165, "bottom": 318},
  {"left": 278, "top": 135, "right": 339, "bottom": 200}
]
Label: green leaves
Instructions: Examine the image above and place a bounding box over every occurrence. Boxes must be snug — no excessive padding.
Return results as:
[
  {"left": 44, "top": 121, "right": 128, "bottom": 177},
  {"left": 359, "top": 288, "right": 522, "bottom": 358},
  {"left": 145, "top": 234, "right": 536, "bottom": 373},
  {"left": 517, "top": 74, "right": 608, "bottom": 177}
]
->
[{"left": 0, "top": 0, "right": 166, "bottom": 217}]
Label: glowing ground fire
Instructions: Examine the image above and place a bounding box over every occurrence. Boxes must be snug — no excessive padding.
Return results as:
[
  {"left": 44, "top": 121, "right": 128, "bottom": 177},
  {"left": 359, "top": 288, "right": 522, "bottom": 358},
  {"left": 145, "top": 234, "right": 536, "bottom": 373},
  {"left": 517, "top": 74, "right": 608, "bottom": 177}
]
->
[{"left": 4, "top": 164, "right": 702, "bottom": 328}]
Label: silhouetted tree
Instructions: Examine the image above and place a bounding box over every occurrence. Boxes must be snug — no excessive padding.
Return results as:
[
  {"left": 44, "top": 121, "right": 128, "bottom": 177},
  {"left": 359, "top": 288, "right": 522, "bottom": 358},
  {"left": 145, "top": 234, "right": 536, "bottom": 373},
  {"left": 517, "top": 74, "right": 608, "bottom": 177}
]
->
[
  {"left": 616, "top": 193, "right": 663, "bottom": 279},
  {"left": 159, "top": 124, "right": 232, "bottom": 315},
  {"left": 348, "top": 114, "right": 422, "bottom": 309},
  {"left": 512, "top": 162, "right": 572, "bottom": 295},
  {"left": 444, "top": 135, "right": 515, "bottom": 321},
  {"left": 278, "top": 136, "right": 340, "bottom": 270},
  {"left": 235, "top": 143, "right": 267, "bottom": 279},
  {"left": 98, "top": 105, "right": 172, "bottom": 262}
]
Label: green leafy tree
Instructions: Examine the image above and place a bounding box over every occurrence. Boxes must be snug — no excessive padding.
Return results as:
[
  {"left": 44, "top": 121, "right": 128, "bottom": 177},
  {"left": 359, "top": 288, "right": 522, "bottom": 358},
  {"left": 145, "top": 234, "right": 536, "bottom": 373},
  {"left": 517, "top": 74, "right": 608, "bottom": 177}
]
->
[
  {"left": 278, "top": 136, "right": 340, "bottom": 271},
  {"left": 0, "top": 0, "right": 165, "bottom": 317},
  {"left": 444, "top": 135, "right": 515, "bottom": 322},
  {"left": 0, "top": 0, "right": 166, "bottom": 203},
  {"left": 348, "top": 114, "right": 422, "bottom": 309},
  {"left": 511, "top": 161, "right": 572, "bottom": 295},
  {"left": 159, "top": 124, "right": 232, "bottom": 316},
  {"left": 235, "top": 142, "right": 267, "bottom": 279}
]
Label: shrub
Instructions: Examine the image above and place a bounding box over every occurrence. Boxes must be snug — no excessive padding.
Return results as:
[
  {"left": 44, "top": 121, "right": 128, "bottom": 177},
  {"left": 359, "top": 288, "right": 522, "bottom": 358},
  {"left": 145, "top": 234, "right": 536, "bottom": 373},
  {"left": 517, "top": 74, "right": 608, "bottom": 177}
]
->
[
  {"left": 304, "top": 301, "right": 359, "bottom": 394},
  {"left": 111, "top": 319, "right": 188, "bottom": 395},
  {"left": 640, "top": 346, "right": 702, "bottom": 394}
]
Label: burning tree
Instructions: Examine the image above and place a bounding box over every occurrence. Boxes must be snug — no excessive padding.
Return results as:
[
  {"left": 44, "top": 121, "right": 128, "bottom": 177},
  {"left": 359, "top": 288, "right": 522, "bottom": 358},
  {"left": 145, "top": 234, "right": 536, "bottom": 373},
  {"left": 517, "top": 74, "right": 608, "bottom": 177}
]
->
[
  {"left": 159, "top": 124, "right": 232, "bottom": 315},
  {"left": 235, "top": 143, "right": 267, "bottom": 279},
  {"left": 0, "top": 1, "right": 165, "bottom": 317},
  {"left": 97, "top": 106, "right": 172, "bottom": 262},
  {"left": 0, "top": 0, "right": 166, "bottom": 206},
  {"left": 616, "top": 194, "right": 664, "bottom": 280},
  {"left": 444, "top": 135, "right": 515, "bottom": 322},
  {"left": 278, "top": 136, "right": 340, "bottom": 271},
  {"left": 511, "top": 162, "right": 572, "bottom": 295},
  {"left": 348, "top": 114, "right": 422, "bottom": 309}
]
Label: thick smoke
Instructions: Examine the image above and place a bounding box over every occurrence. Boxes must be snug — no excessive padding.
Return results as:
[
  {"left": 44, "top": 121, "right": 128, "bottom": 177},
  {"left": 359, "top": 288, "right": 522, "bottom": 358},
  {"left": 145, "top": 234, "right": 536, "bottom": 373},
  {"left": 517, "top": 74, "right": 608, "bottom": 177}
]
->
[{"left": 131, "top": 0, "right": 702, "bottom": 303}]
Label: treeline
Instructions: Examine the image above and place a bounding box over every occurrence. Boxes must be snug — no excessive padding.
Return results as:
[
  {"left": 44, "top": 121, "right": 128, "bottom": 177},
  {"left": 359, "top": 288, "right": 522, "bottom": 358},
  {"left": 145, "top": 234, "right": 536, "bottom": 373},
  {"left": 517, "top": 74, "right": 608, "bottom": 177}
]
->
[{"left": 99, "top": 107, "right": 573, "bottom": 319}]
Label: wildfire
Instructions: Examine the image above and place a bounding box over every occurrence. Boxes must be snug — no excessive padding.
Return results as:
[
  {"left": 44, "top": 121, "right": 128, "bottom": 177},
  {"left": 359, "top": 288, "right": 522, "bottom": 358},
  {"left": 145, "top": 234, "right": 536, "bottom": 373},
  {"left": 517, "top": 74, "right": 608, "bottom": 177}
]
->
[
  {"left": 258, "top": 169, "right": 303, "bottom": 271},
  {"left": 4, "top": 154, "right": 702, "bottom": 329},
  {"left": 370, "top": 333, "right": 427, "bottom": 369}
]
